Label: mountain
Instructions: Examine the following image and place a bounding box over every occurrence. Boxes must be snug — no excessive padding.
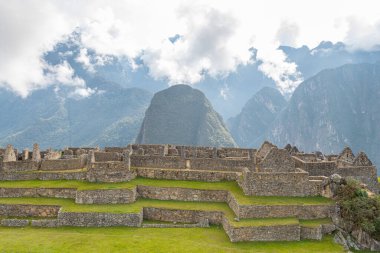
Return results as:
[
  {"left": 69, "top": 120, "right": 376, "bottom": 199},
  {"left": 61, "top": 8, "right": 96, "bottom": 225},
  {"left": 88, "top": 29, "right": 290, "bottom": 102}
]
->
[
  {"left": 227, "top": 87, "right": 287, "bottom": 147},
  {"left": 264, "top": 63, "right": 380, "bottom": 167},
  {"left": 136, "top": 85, "right": 236, "bottom": 147},
  {"left": 43, "top": 38, "right": 380, "bottom": 119},
  {"left": 280, "top": 41, "right": 380, "bottom": 79},
  {"left": 0, "top": 77, "right": 152, "bottom": 149}
]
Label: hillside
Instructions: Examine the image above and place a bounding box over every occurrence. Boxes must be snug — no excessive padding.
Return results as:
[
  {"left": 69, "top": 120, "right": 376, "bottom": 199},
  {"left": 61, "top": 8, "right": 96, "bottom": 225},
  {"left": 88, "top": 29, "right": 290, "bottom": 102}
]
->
[
  {"left": 0, "top": 77, "right": 152, "bottom": 149},
  {"left": 136, "top": 85, "right": 236, "bottom": 147},
  {"left": 265, "top": 63, "right": 380, "bottom": 166},
  {"left": 228, "top": 87, "right": 287, "bottom": 147}
]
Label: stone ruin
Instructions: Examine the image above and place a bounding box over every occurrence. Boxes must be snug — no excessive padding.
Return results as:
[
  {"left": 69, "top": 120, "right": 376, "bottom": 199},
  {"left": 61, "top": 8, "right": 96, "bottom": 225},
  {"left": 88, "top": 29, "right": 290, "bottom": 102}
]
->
[
  {"left": 0, "top": 141, "right": 378, "bottom": 247},
  {"left": 0, "top": 141, "right": 377, "bottom": 194}
]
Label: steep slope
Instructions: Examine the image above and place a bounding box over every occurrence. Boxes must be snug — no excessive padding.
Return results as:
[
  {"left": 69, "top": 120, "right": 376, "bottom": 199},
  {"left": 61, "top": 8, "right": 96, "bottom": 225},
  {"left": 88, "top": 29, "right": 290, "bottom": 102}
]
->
[
  {"left": 228, "top": 87, "right": 287, "bottom": 147},
  {"left": 136, "top": 85, "right": 236, "bottom": 147},
  {"left": 265, "top": 63, "right": 380, "bottom": 166},
  {"left": 0, "top": 78, "right": 152, "bottom": 149}
]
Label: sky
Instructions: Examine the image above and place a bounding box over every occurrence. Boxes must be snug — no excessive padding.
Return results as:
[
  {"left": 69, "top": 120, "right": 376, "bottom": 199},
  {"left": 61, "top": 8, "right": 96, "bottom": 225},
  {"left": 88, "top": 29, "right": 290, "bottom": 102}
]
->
[{"left": 1, "top": 0, "right": 380, "bottom": 97}]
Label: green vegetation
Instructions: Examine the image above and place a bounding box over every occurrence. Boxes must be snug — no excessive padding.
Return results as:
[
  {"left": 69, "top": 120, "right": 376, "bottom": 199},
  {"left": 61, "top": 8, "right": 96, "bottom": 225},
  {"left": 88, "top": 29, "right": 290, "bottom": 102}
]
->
[
  {"left": 299, "top": 218, "right": 332, "bottom": 228},
  {"left": 231, "top": 217, "right": 298, "bottom": 227},
  {"left": 0, "top": 226, "right": 345, "bottom": 253},
  {"left": 0, "top": 178, "right": 333, "bottom": 205},
  {"left": 0, "top": 197, "right": 233, "bottom": 216},
  {"left": 336, "top": 179, "right": 380, "bottom": 240}
]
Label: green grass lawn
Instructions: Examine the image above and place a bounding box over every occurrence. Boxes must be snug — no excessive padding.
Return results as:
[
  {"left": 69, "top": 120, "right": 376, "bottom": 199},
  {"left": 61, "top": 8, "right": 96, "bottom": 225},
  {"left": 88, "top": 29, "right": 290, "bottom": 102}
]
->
[
  {"left": 0, "top": 197, "right": 330, "bottom": 228},
  {"left": 0, "top": 178, "right": 333, "bottom": 205},
  {"left": 0, "top": 197, "right": 234, "bottom": 216},
  {"left": 0, "top": 226, "right": 345, "bottom": 253},
  {"left": 299, "top": 218, "right": 332, "bottom": 228},
  {"left": 230, "top": 217, "right": 299, "bottom": 227}
]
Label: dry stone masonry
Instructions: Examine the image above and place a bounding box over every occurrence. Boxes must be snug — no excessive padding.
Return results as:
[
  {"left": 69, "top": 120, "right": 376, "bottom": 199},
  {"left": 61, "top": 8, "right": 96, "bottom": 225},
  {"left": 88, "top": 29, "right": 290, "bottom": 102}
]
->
[{"left": 0, "top": 141, "right": 378, "bottom": 245}]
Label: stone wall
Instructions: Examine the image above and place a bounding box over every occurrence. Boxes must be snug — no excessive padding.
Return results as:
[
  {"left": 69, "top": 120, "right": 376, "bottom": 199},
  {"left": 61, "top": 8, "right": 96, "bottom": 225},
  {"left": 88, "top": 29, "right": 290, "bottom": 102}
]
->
[
  {"left": 239, "top": 169, "right": 310, "bottom": 196},
  {"left": 300, "top": 225, "right": 323, "bottom": 240},
  {"left": 57, "top": 211, "right": 142, "bottom": 227},
  {"left": 31, "top": 219, "right": 59, "bottom": 227},
  {"left": 40, "top": 159, "right": 82, "bottom": 171},
  {"left": 220, "top": 148, "right": 252, "bottom": 158},
  {"left": 135, "top": 167, "right": 239, "bottom": 182},
  {"left": 131, "top": 144, "right": 166, "bottom": 156},
  {"left": 222, "top": 217, "right": 300, "bottom": 242},
  {"left": 76, "top": 188, "right": 137, "bottom": 204},
  {"left": 104, "top": 147, "right": 128, "bottom": 153},
  {"left": 1, "top": 219, "right": 30, "bottom": 227},
  {"left": 1, "top": 161, "right": 39, "bottom": 172},
  {"left": 136, "top": 185, "right": 228, "bottom": 202},
  {"left": 236, "top": 204, "right": 335, "bottom": 219},
  {"left": 335, "top": 166, "right": 378, "bottom": 193},
  {"left": 94, "top": 152, "right": 122, "bottom": 162},
  {"left": 131, "top": 156, "right": 186, "bottom": 169},
  {"left": 0, "top": 187, "right": 76, "bottom": 198},
  {"left": 189, "top": 158, "right": 253, "bottom": 172},
  {"left": 0, "top": 171, "right": 86, "bottom": 181},
  {"left": 293, "top": 157, "right": 337, "bottom": 176},
  {"left": 142, "top": 207, "right": 224, "bottom": 225},
  {"left": 87, "top": 162, "right": 136, "bottom": 182},
  {"left": 0, "top": 204, "right": 60, "bottom": 217},
  {"left": 258, "top": 148, "right": 296, "bottom": 172}
]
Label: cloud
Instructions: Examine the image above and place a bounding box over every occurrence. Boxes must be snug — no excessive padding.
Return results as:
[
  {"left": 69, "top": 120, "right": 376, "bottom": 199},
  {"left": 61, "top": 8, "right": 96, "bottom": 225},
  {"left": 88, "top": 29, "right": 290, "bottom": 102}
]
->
[
  {"left": 276, "top": 20, "right": 300, "bottom": 47},
  {"left": 75, "top": 47, "right": 111, "bottom": 73},
  {"left": 141, "top": 5, "right": 252, "bottom": 84},
  {"left": 45, "top": 61, "right": 94, "bottom": 97},
  {"left": 0, "top": 0, "right": 87, "bottom": 97},
  {"left": 257, "top": 48, "right": 303, "bottom": 94},
  {"left": 2, "top": 0, "right": 380, "bottom": 97},
  {"left": 344, "top": 17, "right": 380, "bottom": 51}
]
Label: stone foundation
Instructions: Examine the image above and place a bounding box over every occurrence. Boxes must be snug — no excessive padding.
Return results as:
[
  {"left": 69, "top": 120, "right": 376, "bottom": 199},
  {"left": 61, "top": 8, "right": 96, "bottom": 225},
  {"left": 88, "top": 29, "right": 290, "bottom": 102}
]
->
[
  {"left": 0, "top": 187, "right": 76, "bottom": 199},
  {"left": 57, "top": 211, "right": 143, "bottom": 227},
  {"left": 0, "top": 204, "right": 60, "bottom": 217},
  {"left": 76, "top": 188, "right": 137, "bottom": 204},
  {"left": 300, "top": 226, "right": 323, "bottom": 240},
  {"left": 222, "top": 217, "right": 301, "bottom": 242},
  {"left": 137, "top": 185, "right": 228, "bottom": 202},
  {"left": 136, "top": 167, "right": 239, "bottom": 182},
  {"left": 87, "top": 162, "right": 136, "bottom": 182}
]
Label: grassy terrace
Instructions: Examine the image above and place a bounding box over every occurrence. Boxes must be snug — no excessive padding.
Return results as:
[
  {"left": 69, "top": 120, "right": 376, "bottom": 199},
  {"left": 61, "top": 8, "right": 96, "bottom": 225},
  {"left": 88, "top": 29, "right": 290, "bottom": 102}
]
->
[
  {"left": 0, "top": 227, "right": 345, "bottom": 253},
  {"left": 0, "top": 197, "right": 304, "bottom": 228},
  {"left": 0, "top": 178, "right": 333, "bottom": 205},
  {"left": 299, "top": 218, "right": 332, "bottom": 227},
  {"left": 230, "top": 217, "right": 299, "bottom": 227}
]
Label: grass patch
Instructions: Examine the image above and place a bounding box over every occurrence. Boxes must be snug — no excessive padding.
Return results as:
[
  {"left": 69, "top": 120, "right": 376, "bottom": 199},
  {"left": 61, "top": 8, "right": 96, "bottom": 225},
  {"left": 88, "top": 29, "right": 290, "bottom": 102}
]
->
[
  {"left": 0, "top": 226, "right": 345, "bottom": 253},
  {"left": 0, "top": 178, "right": 333, "bottom": 205},
  {"left": 0, "top": 197, "right": 236, "bottom": 217},
  {"left": 18, "top": 168, "right": 87, "bottom": 174},
  {"left": 0, "top": 198, "right": 332, "bottom": 229},
  {"left": 299, "top": 218, "right": 332, "bottom": 228},
  {"left": 231, "top": 217, "right": 299, "bottom": 227}
]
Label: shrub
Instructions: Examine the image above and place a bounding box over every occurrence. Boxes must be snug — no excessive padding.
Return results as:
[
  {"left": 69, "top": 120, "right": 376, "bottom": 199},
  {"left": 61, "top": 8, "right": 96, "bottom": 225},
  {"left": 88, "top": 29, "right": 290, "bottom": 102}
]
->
[{"left": 335, "top": 179, "right": 380, "bottom": 239}]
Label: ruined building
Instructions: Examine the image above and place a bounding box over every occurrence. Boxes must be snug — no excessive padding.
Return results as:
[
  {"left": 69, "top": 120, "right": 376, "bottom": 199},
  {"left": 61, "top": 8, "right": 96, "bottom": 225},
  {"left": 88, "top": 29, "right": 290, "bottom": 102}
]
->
[{"left": 0, "top": 142, "right": 378, "bottom": 245}]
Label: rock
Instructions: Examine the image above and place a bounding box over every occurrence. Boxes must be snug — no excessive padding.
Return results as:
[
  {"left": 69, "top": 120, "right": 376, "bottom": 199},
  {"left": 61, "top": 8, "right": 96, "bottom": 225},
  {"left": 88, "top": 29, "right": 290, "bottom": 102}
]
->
[{"left": 331, "top": 174, "right": 342, "bottom": 184}]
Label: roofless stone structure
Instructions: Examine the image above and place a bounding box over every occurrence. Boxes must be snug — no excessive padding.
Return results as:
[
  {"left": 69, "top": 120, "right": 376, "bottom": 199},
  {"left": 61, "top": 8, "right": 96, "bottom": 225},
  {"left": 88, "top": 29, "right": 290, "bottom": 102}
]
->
[{"left": 0, "top": 141, "right": 378, "bottom": 245}]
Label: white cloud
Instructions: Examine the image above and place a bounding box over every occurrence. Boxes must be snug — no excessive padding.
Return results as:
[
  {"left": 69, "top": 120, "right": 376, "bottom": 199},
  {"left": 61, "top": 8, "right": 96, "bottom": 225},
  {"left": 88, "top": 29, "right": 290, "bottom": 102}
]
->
[
  {"left": 1, "top": 0, "right": 380, "bottom": 96},
  {"left": 344, "top": 17, "right": 380, "bottom": 51},
  {"left": 76, "top": 48, "right": 95, "bottom": 73},
  {"left": 75, "top": 47, "right": 112, "bottom": 73},
  {"left": 276, "top": 20, "right": 300, "bottom": 47},
  {"left": 141, "top": 5, "right": 252, "bottom": 84},
  {"left": 258, "top": 48, "right": 303, "bottom": 94},
  {"left": 219, "top": 84, "right": 231, "bottom": 100},
  {"left": 45, "top": 61, "right": 94, "bottom": 98}
]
